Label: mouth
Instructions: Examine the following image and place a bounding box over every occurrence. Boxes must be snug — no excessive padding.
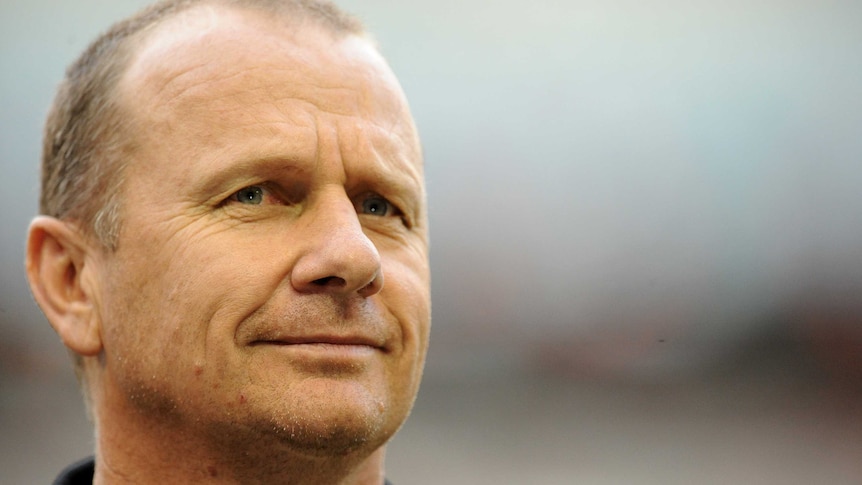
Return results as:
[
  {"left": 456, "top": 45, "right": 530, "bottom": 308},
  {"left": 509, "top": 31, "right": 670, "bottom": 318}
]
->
[
  {"left": 249, "top": 335, "right": 386, "bottom": 360},
  {"left": 251, "top": 334, "right": 383, "bottom": 347}
]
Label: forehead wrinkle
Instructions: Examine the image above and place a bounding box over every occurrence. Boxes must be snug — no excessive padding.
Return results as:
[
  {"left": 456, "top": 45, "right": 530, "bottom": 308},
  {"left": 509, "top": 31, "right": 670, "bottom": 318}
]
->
[
  {"left": 124, "top": 22, "right": 292, "bottom": 112},
  {"left": 153, "top": 67, "right": 372, "bottom": 126},
  {"left": 148, "top": 65, "right": 277, "bottom": 114},
  {"left": 143, "top": 64, "right": 218, "bottom": 113},
  {"left": 361, "top": 114, "right": 423, "bottom": 184},
  {"left": 339, "top": 118, "right": 424, "bottom": 204},
  {"left": 368, "top": 143, "right": 425, "bottom": 203}
]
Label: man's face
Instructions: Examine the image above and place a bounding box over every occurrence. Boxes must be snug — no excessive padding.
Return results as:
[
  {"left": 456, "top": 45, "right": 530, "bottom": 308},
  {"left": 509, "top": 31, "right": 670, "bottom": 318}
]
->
[{"left": 93, "top": 7, "right": 429, "bottom": 455}]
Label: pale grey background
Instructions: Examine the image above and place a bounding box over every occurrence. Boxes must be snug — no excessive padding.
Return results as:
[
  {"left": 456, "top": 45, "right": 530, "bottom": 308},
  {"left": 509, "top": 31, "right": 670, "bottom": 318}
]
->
[{"left": 3, "top": 0, "right": 862, "bottom": 483}]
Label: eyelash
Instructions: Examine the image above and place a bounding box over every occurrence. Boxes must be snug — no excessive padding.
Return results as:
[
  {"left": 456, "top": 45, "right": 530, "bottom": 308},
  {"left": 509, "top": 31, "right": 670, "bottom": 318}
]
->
[
  {"left": 359, "top": 195, "right": 396, "bottom": 217},
  {"left": 230, "top": 185, "right": 268, "bottom": 205}
]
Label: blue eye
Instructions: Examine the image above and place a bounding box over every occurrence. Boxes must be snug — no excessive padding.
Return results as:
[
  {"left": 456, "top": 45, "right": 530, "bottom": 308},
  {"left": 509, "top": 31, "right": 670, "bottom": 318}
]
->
[
  {"left": 233, "top": 186, "right": 264, "bottom": 204},
  {"left": 361, "top": 196, "right": 391, "bottom": 216}
]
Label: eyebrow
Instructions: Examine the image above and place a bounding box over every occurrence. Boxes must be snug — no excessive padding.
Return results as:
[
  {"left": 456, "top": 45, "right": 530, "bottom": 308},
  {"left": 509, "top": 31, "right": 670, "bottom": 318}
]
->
[
  {"left": 346, "top": 120, "right": 423, "bottom": 189},
  {"left": 349, "top": 146, "right": 425, "bottom": 220},
  {"left": 191, "top": 155, "right": 308, "bottom": 204}
]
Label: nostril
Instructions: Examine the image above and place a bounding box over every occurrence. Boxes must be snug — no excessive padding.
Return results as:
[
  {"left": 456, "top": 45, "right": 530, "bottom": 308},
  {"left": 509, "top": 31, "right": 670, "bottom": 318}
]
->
[
  {"left": 357, "top": 279, "right": 379, "bottom": 297},
  {"left": 312, "top": 276, "right": 345, "bottom": 287}
]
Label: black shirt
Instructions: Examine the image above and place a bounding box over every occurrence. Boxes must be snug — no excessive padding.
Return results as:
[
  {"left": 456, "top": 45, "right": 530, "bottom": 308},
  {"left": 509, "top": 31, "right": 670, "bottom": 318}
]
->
[{"left": 53, "top": 457, "right": 94, "bottom": 485}]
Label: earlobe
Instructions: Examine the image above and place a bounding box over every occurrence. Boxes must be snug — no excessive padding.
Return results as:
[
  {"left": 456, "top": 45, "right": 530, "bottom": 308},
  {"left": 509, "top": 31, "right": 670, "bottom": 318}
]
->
[{"left": 26, "top": 216, "right": 103, "bottom": 357}]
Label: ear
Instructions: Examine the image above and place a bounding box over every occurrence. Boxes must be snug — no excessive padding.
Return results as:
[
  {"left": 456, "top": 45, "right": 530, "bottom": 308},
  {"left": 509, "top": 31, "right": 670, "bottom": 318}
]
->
[{"left": 25, "top": 216, "right": 103, "bottom": 357}]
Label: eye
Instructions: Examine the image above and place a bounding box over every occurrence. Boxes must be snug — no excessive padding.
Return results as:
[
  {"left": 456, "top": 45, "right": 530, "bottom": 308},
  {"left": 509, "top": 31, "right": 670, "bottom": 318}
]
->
[
  {"left": 360, "top": 195, "right": 395, "bottom": 216},
  {"left": 230, "top": 186, "right": 265, "bottom": 205}
]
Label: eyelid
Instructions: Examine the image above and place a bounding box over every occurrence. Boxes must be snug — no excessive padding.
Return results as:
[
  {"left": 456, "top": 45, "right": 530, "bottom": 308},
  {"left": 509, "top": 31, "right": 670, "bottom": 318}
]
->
[
  {"left": 222, "top": 183, "right": 282, "bottom": 206},
  {"left": 358, "top": 192, "right": 400, "bottom": 212},
  {"left": 355, "top": 191, "right": 416, "bottom": 230}
]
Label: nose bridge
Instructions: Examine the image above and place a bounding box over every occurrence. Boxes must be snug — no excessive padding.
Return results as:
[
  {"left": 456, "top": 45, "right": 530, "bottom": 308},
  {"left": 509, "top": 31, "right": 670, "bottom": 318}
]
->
[
  {"left": 290, "top": 187, "right": 383, "bottom": 296},
  {"left": 311, "top": 187, "right": 369, "bottom": 246}
]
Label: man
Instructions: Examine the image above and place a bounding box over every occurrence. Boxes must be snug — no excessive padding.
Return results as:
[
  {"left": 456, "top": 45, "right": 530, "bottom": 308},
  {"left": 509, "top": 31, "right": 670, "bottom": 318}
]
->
[{"left": 25, "top": 0, "right": 430, "bottom": 483}]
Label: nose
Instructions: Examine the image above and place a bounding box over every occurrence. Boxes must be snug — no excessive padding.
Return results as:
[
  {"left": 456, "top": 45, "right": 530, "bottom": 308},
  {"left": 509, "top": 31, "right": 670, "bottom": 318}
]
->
[{"left": 289, "top": 190, "right": 383, "bottom": 298}]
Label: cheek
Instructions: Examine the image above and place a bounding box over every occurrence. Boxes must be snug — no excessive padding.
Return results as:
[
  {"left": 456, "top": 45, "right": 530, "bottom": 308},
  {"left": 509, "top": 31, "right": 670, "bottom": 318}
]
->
[
  {"left": 98, "top": 259, "right": 205, "bottom": 377},
  {"left": 383, "top": 255, "right": 431, "bottom": 370},
  {"left": 99, "top": 233, "right": 280, "bottom": 373}
]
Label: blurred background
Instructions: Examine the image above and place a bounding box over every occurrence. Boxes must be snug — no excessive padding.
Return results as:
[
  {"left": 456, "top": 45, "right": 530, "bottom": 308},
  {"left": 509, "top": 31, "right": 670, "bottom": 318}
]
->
[{"left": 3, "top": 0, "right": 862, "bottom": 483}]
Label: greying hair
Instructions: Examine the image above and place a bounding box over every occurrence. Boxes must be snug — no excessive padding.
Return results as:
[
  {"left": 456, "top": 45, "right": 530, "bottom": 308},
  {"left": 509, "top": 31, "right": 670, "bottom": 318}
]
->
[{"left": 41, "top": 0, "right": 364, "bottom": 250}]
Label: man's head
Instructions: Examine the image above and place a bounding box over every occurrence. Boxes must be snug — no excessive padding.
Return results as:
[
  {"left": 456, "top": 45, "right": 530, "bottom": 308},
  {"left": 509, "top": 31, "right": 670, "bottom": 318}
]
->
[{"left": 27, "top": 0, "right": 429, "bottom": 481}]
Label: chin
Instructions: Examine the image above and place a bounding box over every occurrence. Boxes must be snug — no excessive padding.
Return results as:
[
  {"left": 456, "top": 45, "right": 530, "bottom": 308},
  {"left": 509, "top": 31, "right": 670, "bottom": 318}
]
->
[
  {"left": 266, "top": 419, "right": 381, "bottom": 458},
  {"left": 236, "top": 378, "right": 397, "bottom": 458}
]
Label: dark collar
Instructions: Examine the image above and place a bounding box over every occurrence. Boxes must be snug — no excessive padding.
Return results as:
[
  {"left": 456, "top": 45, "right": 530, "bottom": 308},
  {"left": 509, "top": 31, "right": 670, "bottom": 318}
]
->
[{"left": 53, "top": 456, "right": 394, "bottom": 484}]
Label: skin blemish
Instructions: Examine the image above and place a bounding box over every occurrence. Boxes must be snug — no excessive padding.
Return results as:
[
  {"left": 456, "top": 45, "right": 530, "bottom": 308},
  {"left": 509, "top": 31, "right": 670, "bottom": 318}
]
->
[
  {"left": 194, "top": 365, "right": 203, "bottom": 376},
  {"left": 239, "top": 394, "right": 247, "bottom": 404},
  {"left": 207, "top": 465, "right": 218, "bottom": 477}
]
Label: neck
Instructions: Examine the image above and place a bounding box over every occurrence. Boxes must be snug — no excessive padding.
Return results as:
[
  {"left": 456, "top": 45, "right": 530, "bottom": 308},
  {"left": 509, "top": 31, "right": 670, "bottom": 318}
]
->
[{"left": 90, "top": 378, "right": 387, "bottom": 484}]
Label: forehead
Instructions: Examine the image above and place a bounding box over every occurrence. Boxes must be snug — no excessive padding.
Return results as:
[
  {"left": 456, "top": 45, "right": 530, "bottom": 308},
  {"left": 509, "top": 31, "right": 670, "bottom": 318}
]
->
[
  {"left": 117, "top": 5, "right": 419, "bottom": 158},
  {"left": 127, "top": 6, "right": 398, "bottom": 108}
]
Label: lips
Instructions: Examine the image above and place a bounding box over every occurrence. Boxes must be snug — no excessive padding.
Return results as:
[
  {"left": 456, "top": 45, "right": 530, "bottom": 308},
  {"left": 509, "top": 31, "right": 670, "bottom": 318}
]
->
[
  {"left": 249, "top": 335, "right": 386, "bottom": 365},
  {"left": 251, "top": 335, "right": 384, "bottom": 349}
]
